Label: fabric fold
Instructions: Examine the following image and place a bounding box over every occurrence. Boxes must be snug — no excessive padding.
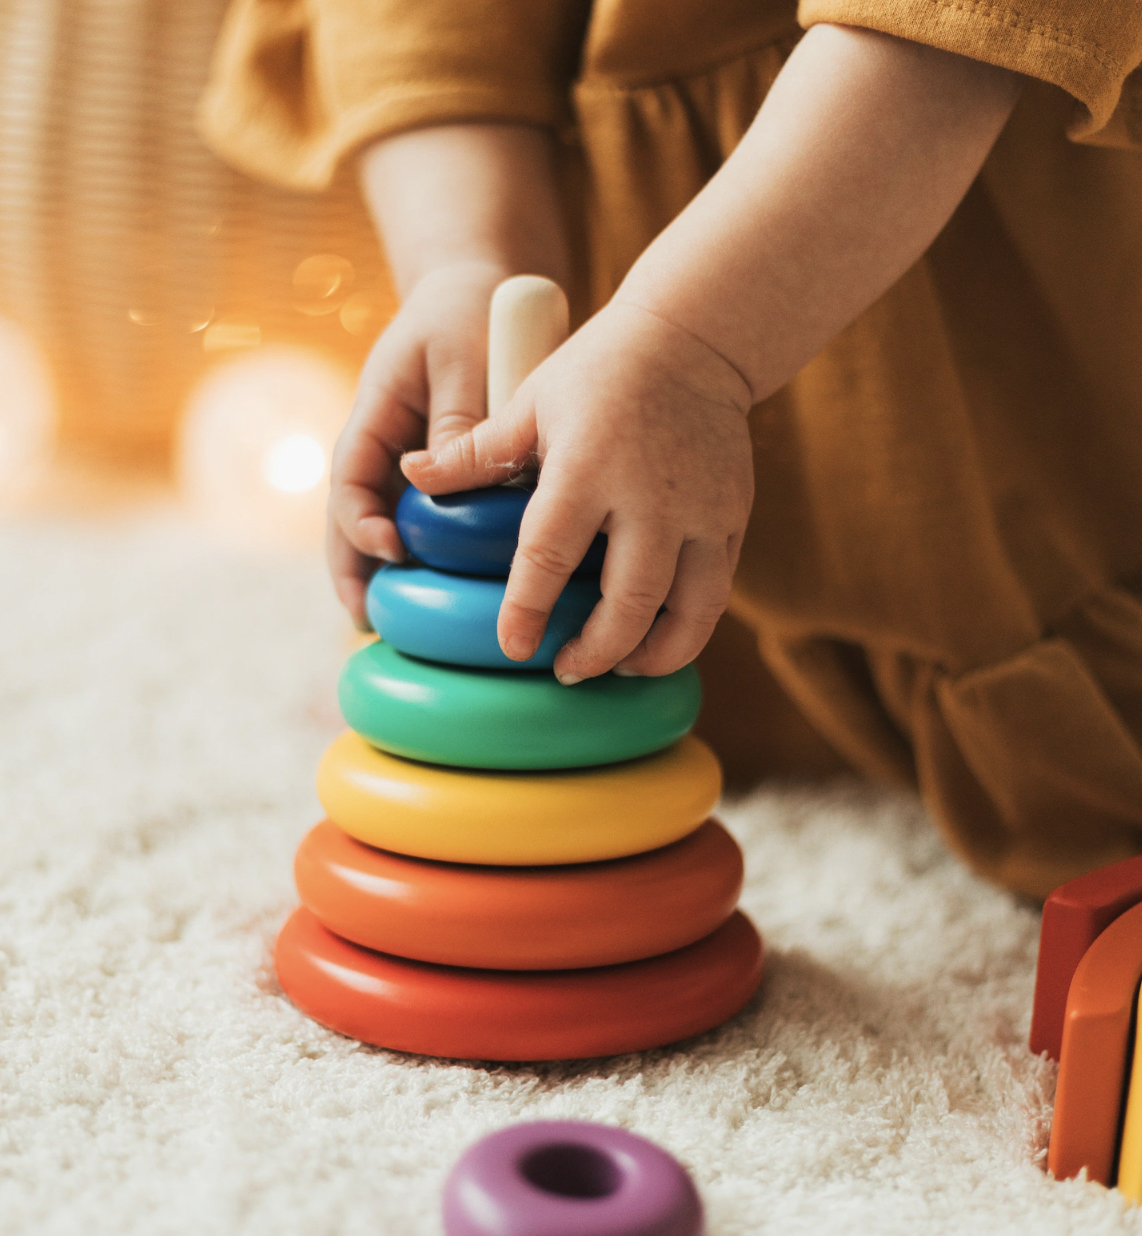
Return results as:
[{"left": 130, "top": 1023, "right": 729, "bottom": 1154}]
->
[
  {"left": 198, "top": 0, "right": 592, "bottom": 188},
  {"left": 762, "top": 582, "right": 1142, "bottom": 900}
]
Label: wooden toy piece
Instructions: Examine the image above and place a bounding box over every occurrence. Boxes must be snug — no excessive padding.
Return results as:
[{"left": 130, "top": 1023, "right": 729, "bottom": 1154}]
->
[
  {"left": 1047, "top": 899, "right": 1142, "bottom": 1184},
  {"left": 317, "top": 730, "right": 722, "bottom": 865},
  {"left": 295, "top": 818, "right": 743, "bottom": 970},
  {"left": 1030, "top": 855, "right": 1142, "bottom": 1061},
  {"left": 367, "top": 562, "right": 600, "bottom": 671},
  {"left": 486, "top": 275, "right": 569, "bottom": 420},
  {"left": 394, "top": 484, "right": 606, "bottom": 578},
  {"left": 442, "top": 1121, "right": 703, "bottom": 1236},
  {"left": 1114, "top": 983, "right": 1142, "bottom": 1202},
  {"left": 394, "top": 275, "right": 596, "bottom": 579},
  {"left": 274, "top": 906, "right": 764, "bottom": 1061},
  {"left": 339, "top": 640, "right": 701, "bottom": 770}
]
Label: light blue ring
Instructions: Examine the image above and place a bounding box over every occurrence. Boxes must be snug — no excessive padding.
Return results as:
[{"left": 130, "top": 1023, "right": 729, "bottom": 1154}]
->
[{"left": 367, "top": 563, "right": 601, "bottom": 670}]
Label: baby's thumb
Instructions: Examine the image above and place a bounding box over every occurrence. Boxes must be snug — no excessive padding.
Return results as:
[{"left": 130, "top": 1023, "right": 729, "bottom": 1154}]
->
[
  {"left": 424, "top": 405, "right": 486, "bottom": 457},
  {"left": 402, "top": 401, "right": 536, "bottom": 494},
  {"left": 422, "top": 341, "right": 489, "bottom": 452}
]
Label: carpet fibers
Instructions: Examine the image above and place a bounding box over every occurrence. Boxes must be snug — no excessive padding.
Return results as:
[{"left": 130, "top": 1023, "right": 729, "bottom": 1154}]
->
[{"left": 1, "top": 509, "right": 1138, "bottom": 1235}]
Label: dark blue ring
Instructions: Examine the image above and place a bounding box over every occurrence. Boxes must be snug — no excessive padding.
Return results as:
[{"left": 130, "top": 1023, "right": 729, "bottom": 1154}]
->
[{"left": 396, "top": 484, "right": 607, "bottom": 578}]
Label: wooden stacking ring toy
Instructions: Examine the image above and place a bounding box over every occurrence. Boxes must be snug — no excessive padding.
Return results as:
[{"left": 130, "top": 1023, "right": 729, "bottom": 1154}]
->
[
  {"left": 339, "top": 640, "right": 702, "bottom": 769},
  {"left": 316, "top": 730, "right": 722, "bottom": 864},
  {"left": 295, "top": 818, "right": 743, "bottom": 969},
  {"left": 396, "top": 484, "right": 607, "bottom": 578},
  {"left": 442, "top": 1121, "right": 703, "bottom": 1236},
  {"left": 367, "top": 562, "right": 601, "bottom": 670},
  {"left": 275, "top": 906, "right": 764, "bottom": 1061}
]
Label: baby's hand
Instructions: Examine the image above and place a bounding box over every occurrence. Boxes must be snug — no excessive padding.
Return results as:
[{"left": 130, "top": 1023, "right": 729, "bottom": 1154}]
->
[
  {"left": 401, "top": 300, "right": 755, "bottom": 682},
  {"left": 327, "top": 259, "right": 507, "bottom": 627}
]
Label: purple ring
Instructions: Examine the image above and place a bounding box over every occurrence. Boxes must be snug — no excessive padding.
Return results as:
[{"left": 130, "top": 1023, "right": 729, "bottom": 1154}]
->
[{"left": 442, "top": 1120, "right": 704, "bottom": 1236}]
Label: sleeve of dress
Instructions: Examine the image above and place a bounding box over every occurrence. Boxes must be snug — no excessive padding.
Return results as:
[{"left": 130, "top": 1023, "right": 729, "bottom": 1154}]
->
[
  {"left": 197, "top": 0, "right": 592, "bottom": 189},
  {"left": 796, "top": 0, "right": 1142, "bottom": 148}
]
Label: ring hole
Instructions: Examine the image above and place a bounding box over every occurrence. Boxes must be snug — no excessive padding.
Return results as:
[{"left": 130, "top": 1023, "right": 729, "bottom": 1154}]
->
[{"left": 520, "top": 1142, "right": 622, "bottom": 1200}]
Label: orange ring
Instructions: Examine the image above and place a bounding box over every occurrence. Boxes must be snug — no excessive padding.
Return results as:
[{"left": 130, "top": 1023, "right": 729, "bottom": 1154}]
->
[
  {"left": 295, "top": 818, "right": 743, "bottom": 970},
  {"left": 275, "top": 906, "right": 764, "bottom": 1062}
]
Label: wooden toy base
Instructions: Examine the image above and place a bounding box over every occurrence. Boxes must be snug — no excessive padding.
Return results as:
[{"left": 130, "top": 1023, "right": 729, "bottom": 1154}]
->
[{"left": 274, "top": 907, "right": 764, "bottom": 1061}]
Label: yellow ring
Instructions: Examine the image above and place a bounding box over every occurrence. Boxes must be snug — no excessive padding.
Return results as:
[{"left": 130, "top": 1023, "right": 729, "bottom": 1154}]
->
[{"left": 317, "top": 730, "right": 722, "bottom": 865}]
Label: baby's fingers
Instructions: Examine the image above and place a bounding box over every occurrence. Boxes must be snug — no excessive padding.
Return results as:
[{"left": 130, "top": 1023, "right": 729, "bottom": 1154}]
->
[
  {"left": 552, "top": 522, "right": 682, "bottom": 683},
  {"left": 498, "top": 481, "right": 605, "bottom": 666},
  {"left": 424, "top": 333, "right": 490, "bottom": 452},
  {"left": 329, "top": 395, "right": 420, "bottom": 561},
  {"left": 327, "top": 517, "right": 375, "bottom": 631},
  {"left": 612, "top": 538, "right": 735, "bottom": 677},
  {"left": 402, "top": 398, "right": 537, "bottom": 494}
]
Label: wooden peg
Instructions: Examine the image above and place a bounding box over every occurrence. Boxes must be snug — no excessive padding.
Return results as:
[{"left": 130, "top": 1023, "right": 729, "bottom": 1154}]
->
[{"left": 486, "top": 276, "right": 569, "bottom": 419}]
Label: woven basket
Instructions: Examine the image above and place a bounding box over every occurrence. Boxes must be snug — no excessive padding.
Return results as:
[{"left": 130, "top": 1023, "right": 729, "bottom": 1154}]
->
[{"left": 0, "top": 0, "right": 396, "bottom": 465}]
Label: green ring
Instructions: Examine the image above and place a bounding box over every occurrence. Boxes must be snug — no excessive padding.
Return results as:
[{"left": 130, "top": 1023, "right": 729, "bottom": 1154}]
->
[{"left": 339, "top": 640, "right": 702, "bottom": 770}]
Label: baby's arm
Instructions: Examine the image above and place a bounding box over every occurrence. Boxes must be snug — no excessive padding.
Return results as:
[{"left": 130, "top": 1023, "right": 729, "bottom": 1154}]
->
[
  {"left": 402, "top": 25, "right": 1022, "bottom": 680},
  {"left": 618, "top": 23, "right": 1023, "bottom": 409},
  {"left": 327, "top": 124, "right": 568, "bottom": 626}
]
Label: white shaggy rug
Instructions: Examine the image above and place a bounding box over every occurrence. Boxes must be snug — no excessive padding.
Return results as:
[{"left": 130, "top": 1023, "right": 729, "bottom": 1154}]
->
[{"left": 2, "top": 503, "right": 1139, "bottom": 1235}]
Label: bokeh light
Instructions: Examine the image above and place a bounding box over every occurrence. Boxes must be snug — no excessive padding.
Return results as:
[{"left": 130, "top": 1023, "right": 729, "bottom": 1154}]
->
[
  {"left": 202, "top": 318, "right": 262, "bottom": 353},
  {"left": 292, "top": 254, "right": 355, "bottom": 317},
  {"left": 261, "top": 433, "right": 326, "bottom": 494},
  {"left": 177, "top": 347, "right": 355, "bottom": 550},
  {"left": 339, "top": 292, "right": 392, "bottom": 339},
  {"left": 127, "top": 264, "right": 214, "bottom": 334},
  {"left": 0, "top": 318, "right": 56, "bottom": 504}
]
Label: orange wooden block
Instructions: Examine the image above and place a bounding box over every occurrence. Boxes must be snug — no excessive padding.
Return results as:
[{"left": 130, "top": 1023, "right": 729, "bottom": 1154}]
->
[
  {"left": 274, "top": 906, "right": 764, "bottom": 1061},
  {"left": 1047, "top": 899, "right": 1142, "bottom": 1184},
  {"left": 295, "top": 817, "right": 743, "bottom": 970},
  {"left": 1030, "top": 855, "right": 1142, "bottom": 1061}
]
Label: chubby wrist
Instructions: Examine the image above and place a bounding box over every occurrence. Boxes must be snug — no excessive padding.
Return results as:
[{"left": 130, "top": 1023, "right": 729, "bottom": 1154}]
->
[
  {"left": 607, "top": 293, "right": 755, "bottom": 417},
  {"left": 360, "top": 124, "right": 572, "bottom": 299},
  {"left": 611, "top": 280, "right": 756, "bottom": 414}
]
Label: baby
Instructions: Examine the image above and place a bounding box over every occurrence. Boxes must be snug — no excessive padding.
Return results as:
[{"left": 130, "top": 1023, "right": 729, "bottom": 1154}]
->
[
  {"left": 203, "top": 0, "right": 1142, "bottom": 897},
  {"left": 326, "top": 26, "right": 1018, "bottom": 684}
]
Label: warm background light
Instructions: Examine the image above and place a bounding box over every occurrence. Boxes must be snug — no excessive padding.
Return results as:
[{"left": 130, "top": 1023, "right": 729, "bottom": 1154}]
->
[
  {"left": 0, "top": 317, "right": 56, "bottom": 504},
  {"left": 177, "top": 347, "right": 355, "bottom": 550},
  {"left": 262, "top": 432, "right": 327, "bottom": 495},
  {"left": 0, "top": 0, "right": 396, "bottom": 470}
]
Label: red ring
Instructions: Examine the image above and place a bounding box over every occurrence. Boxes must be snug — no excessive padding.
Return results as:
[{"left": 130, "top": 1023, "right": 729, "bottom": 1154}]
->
[
  {"left": 275, "top": 906, "right": 764, "bottom": 1061},
  {"left": 295, "top": 818, "right": 743, "bottom": 970}
]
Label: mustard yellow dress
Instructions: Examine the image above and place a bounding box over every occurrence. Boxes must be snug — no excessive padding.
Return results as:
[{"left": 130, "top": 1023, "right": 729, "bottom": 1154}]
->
[{"left": 200, "top": 0, "right": 1142, "bottom": 899}]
